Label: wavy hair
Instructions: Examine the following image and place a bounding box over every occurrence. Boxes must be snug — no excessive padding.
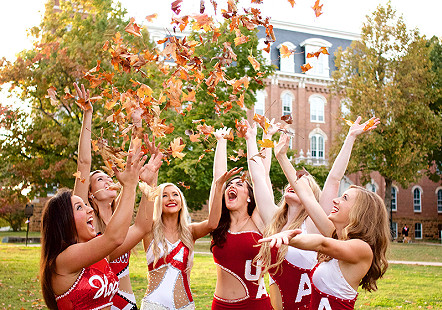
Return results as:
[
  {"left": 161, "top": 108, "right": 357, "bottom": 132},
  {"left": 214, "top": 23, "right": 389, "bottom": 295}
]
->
[
  {"left": 318, "top": 185, "right": 390, "bottom": 291},
  {"left": 40, "top": 189, "right": 77, "bottom": 309},
  {"left": 149, "top": 183, "right": 194, "bottom": 266},
  {"left": 256, "top": 175, "right": 321, "bottom": 276},
  {"left": 210, "top": 176, "right": 256, "bottom": 251}
]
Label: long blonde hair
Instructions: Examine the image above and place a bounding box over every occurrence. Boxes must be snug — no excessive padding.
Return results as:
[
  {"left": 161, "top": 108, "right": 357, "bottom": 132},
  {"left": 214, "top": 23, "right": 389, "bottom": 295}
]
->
[
  {"left": 319, "top": 185, "right": 390, "bottom": 291},
  {"left": 150, "top": 183, "right": 194, "bottom": 266},
  {"left": 256, "top": 175, "right": 321, "bottom": 275}
]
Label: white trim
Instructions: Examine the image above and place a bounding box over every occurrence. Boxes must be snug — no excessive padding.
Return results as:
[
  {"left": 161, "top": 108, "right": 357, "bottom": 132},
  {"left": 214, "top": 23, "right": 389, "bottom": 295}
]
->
[
  {"left": 412, "top": 186, "right": 422, "bottom": 213},
  {"left": 414, "top": 222, "right": 423, "bottom": 240},
  {"left": 269, "top": 20, "right": 360, "bottom": 41},
  {"left": 300, "top": 38, "right": 333, "bottom": 48},
  {"left": 309, "top": 95, "right": 326, "bottom": 123},
  {"left": 436, "top": 187, "right": 442, "bottom": 213},
  {"left": 391, "top": 185, "right": 398, "bottom": 212}
]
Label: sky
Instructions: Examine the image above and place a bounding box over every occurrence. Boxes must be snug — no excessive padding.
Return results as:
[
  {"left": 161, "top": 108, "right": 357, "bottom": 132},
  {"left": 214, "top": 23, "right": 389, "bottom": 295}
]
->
[{"left": 0, "top": 0, "right": 441, "bottom": 107}]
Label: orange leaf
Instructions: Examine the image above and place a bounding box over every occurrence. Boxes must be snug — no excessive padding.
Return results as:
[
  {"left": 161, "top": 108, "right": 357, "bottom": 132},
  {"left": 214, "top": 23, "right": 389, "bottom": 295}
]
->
[
  {"left": 145, "top": 13, "right": 158, "bottom": 22},
  {"left": 312, "top": 0, "right": 323, "bottom": 17},
  {"left": 258, "top": 139, "right": 274, "bottom": 148},
  {"left": 301, "top": 63, "right": 313, "bottom": 73},
  {"left": 280, "top": 45, "right": 293, "bottom": 58},
  {"left": 234, "top": 35, "right": 249, "bottom": 46},
  {"left": 253, "top": 114, "right": 270, "bottom": 134},
  {"left": 247, "top": 55, "right": 260, "bottom": 71},
  {"left": 287, "top": 0, "right": 296, "bottom": 8},
  {"left": 281, "top": 114, "right": 293, "bottom": 124},
  {"left": 125, "top": 17, "right": 142, "bottom": 37},
  {"left": 342, "top": 118, "right": 354, "bottom": 127},
  {"left": 171, "top": 0, "right": 183, "bottom": 15},
  {"left": 178, "top": 181, "right": 190, "bottom": 189},
  {"left": 363, "top": 118, "right": 376, "bottom": 131},
  {"left": 73, "top": 171, "right": 86, "bottom": 183},
  {"left": 169, "top": 137, "right": 186, "bottom": 159},
  {"left": 137, "top": 84, "right": 152, "bottom": 98}
]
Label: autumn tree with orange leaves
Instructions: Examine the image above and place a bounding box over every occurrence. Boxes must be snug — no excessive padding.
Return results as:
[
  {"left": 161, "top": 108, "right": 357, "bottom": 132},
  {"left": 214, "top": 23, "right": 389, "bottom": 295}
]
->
[{"left": 330, "top": 3, "right": 442, "bottom": 214}]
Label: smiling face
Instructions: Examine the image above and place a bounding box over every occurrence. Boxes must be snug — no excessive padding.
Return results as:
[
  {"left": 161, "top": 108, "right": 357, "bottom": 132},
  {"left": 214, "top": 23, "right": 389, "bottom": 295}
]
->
[
  {"left": 161, "top": 185, "right": 182, "bottom": 214},
  {"left": 89, "top": 171, "right": 117, "bottom": 201},
  {"left": 283, "top": 185, "right": 301, "bottom": 205},
  {"left": 328, "top": 188, "right": 358, "bottom": 227},
  {"left": 71, "top": 195, "right": 95, "bottom": 242},
  {"left": 224, "top": 178, "right": 250, "bottom": 212}
]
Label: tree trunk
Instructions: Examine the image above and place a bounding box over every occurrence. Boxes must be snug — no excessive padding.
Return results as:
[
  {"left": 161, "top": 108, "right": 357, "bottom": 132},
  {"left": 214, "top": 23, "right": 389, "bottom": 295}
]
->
[{"left": 383, "top": 177, "right": 393, "bottom": 239}]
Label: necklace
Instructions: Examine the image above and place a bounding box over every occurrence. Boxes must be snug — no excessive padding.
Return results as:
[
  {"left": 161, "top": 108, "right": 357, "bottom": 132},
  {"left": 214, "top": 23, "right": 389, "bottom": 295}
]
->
[{"left": 231, "top": 215, "right": 251, "bottom": 232}]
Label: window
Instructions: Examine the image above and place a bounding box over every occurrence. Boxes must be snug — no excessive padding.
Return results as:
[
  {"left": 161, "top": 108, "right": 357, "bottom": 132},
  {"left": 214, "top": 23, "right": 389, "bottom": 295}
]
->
[
  {"left": 310, "top": 96, "right": 325, "bottom": 122},
  {"left": 437, "top": 189, "right": 442, "bottom": 213},
  {"left": 254, "top": 90, "right": 266, "bottom": 115},
  {"left": 392, "top": 222, "right": 398, "bottom": 239},
  {"left": 282, "top": 92, "right": 293, "bottom": 116},
  {"left": 413, "top": 187, "right": 422, "bottom": 212},
  {"left": 414, "top": 223, "right": 422, "bottom": 239},
  {"left": 391, "top": 187, "right": 397, "bottom": 211},
  {"left": 310, "top": 134, "right": 324, "bottom": 159},
  {"left": 300, "top": 38, "right": 332, "bottom": 77},
  {"left": 278, "top": 42, "right": 296, "bottom": 73}
]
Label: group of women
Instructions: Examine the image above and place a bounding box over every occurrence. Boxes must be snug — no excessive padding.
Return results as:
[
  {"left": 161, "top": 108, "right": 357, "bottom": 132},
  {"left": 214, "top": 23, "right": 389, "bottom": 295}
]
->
[{"left": 40, "top": 84, "right": 390, "bottom": 310}]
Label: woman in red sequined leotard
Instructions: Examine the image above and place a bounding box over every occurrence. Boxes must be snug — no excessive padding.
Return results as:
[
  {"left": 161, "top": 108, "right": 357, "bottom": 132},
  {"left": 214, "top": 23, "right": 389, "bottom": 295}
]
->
[
  {"left": 209, "top": 127, "right": 272, "bottom": 310},
  {"left": 40, "top": 149, "right": 148, "bottom": 310}
]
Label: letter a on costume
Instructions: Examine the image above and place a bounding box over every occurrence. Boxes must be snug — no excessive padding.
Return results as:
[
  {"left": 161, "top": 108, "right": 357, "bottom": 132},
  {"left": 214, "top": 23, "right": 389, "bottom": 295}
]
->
[
  {"left": 318, "top": 297, "right": 331, "bottom": 310},
  {"left": 295, "top": 273, "right": 311, "bottom": 302}
]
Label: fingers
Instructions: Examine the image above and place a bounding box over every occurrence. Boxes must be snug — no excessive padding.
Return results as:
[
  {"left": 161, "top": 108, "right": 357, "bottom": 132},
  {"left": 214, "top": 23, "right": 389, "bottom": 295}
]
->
[
  {"left": 354, "top": 116, "right": 362, "bottom": 125},
  {"left": 74, "top": 83, "right": 81, "bottom": 96}
]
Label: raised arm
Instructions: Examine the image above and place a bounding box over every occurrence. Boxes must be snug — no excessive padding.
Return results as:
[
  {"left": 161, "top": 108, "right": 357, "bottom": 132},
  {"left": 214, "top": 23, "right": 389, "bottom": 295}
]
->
[
  {"left": 261, "top": 118, "right": 281, "bottom": 201},
  {"left": 320, "top": 117, "right": 380, "bottom": 215},
  {"left": 56, "top": 150, "right": 146, "bottom": 273},
  {"left": 191, "top": 167, "right": 243, "bottom": 240},
  {"left": 208, "top": 127, "right": 230, "bottom": 211},
  {"left": 259, "top": 229, "right": 372, "bottom": 264},
  {"left": 245, "top": 121, "right": 278, "bottom": 225},
  {"left": 274, "top": 134, "right": 334, "bottom": 236},
  {"left": 73, "top": 83, "right": 93, "bottom": 202},
  {"left": 111, "top": 138, "right": 163, "bottom": 260}
]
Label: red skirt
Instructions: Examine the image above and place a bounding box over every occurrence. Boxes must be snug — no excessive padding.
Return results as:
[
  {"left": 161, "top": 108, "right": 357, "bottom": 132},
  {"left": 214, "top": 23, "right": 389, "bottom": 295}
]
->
[{"left": 212, "top": 296, "right": 272, "bottom": 310}]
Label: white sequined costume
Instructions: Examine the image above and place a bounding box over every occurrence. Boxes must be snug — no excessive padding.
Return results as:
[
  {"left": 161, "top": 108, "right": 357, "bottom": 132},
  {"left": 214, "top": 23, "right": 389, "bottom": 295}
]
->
[{"left": 140, "top": 239, "right": 195, "bottom": 310}]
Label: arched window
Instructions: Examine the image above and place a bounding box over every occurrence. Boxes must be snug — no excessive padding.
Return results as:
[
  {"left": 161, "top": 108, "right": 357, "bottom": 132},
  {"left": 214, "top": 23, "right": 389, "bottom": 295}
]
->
[
  {"left": 391, "top": 186, "right": 397, "bottom": 211},
  {"left": 413, "top": 187, "right": 422, "bottom": 212},
  {"left": 310, "top": 134, "right": 324, "bottom": 159},
  {"left": 254, "top": 90, "right": 266, "bottom": 115},
  {"left": 278, "top": 42, "right": 296, "bottom": 73},
  {"left": 309, "top": 95, "right": 325, "bottom": 123},
  {"left": 281, "top": 92, "right": 293, "bottom": 116},
  {"left": 300, "top": 38, "right": 332, "bottom": 77},
  {"left": 258, "top": 38, "right": 272, "bottom": 65},
  {"left": 437, "top": 188, "right": 442, "bottom": 213}
]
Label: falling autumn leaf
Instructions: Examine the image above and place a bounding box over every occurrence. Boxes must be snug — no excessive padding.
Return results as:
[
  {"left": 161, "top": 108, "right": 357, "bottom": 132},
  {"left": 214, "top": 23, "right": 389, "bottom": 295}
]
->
[
  {"left": 281, "top": 114, "right": 293, "bottom": 124},
  {"left": 145, "top": 13, "right": 158, "bottom": 22},
  {"left": 169, "top": 137, "right": 186, "bottom": 159},
  {"left": 46, "top": 86, "right": 59, "bottom": 106},
  {"left": 364, "top": 118, "right": 376, "bottom": 131},
  {"left": 73, "top": 171, "right": 86, "bottom": 183},
  {"left": 247, "top": 55, "right": 260, "bottom": 71},
  {"left": 125, "top": 17, "right": 143, "bottom": 37},
  {"left": 253, "top": 113, "right": 271, "bottom": 134},
  {"left": 258, "top": 139, "right": 275, "bottom": 148},
  {"left": 171, "top": 0, "right": 183, "bottom": 15},
  {"left": 301, "top": 63, "right": 313, "bottom": 73},
  {"left": 178, "top": 181, "right": 191, "bottom": 189},
  {"left": 280, "top": 45, "right": 294, "bottom": 58},
  {"left": 342, "top": 117, "right": 354, "bottom": 127},
  {"left": 312, "top": 0, "right": 323, "bottom": 17},
  {"left": 287, "top": 0, "right": 296, "bottom": 8}
]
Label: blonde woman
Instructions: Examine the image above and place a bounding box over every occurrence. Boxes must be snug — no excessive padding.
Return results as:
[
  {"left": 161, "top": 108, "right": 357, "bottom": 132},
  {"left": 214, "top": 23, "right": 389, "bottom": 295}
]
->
[
  {"left": 247, "top": 117, "right": 379, "bottom": 309},
  {"left": 259, "top": 181, "right": 390, "bottom": 309},
  {"left": 140, "top": 169, "right": 239, "bottom": 310}
]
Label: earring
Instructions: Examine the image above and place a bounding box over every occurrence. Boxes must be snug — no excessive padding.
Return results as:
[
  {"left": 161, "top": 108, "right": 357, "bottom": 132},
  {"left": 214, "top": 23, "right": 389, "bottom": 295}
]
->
[
  {"left": 90, "top": 194, "right": 95, "bottom": 199},
  {"left": 247, "top": 197, "right": 251, "bottom": 202}
]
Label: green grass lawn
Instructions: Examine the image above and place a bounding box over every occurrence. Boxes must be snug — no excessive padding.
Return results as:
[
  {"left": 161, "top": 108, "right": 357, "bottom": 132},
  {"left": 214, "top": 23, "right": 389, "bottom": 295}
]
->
[{"left": 1, "top": 242, "right": 441, "bottom": 309}]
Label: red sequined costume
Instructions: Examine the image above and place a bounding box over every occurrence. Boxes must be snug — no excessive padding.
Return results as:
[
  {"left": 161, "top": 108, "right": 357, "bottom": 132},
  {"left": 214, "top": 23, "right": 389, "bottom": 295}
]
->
[
  {"left": 140, "top": 239, "right": 195, "bottom": 310},
  {"left": 211, "top": 230, "right": 272, "bottom": 310},
  {"left": 110, "top": 251, "right": 137, "bottom": 310},
  {"left": 55, "top": 258, "right": 119, "bottom": 310},
  {"left": 268, "top": 222, "right": 317, "bottom": 309},
  {"left": 309, "top": 259, "right": 358, "bottom": 310}
]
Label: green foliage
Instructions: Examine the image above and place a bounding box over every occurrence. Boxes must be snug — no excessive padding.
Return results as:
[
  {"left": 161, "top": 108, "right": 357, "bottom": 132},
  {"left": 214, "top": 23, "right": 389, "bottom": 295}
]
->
[
  {"left": 157, "top": 20, "right": 275, "bottom": 209},
  {"left": 330, "top": 3, "right": 442, "bottom": 205},
  {"left": 0, "top": 0, "right": 160, "bottom": 198}
]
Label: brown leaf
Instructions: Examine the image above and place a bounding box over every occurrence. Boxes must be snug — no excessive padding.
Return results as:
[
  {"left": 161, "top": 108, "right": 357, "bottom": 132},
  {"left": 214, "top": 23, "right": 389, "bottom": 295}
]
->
[
  {"left": 125, "top": 17, "right": 143, "bottom": 37},
  {"left": 281, "top": 114, "right": 293, "bottom": 124}
]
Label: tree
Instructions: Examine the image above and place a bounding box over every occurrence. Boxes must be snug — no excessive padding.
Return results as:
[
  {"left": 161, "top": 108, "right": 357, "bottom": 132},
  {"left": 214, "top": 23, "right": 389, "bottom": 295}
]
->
[
  {"left": 0, "top": 0, "right": 159, "bottom": 199},
  {"left": 0, "top": 187, "right": 27, "bottom": 231},
  {"left": 330, "top": 3, "right": 442, "bottom": 213}
]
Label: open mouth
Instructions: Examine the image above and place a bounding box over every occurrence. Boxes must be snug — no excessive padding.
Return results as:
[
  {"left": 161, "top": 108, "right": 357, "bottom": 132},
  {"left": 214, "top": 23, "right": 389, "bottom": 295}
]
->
[
  {"left": 286, "top": 187, "right": 295, "bottom": 194},
  {"left": 166, "top": 202, "right": 177, "bottom": 208},
  {"left": 331, "top": 205, "right": 339, "bottom": 214},
  {"left": 227, "top": 188, "right": 238, "bottom": 201},
  {"left": 87, "top": 217, "right": 95, "bottom": 230}
]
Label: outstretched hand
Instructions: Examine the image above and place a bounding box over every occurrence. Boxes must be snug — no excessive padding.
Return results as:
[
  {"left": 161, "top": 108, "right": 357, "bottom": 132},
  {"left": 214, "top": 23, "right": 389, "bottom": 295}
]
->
[
  {"left": 265, "top": 118, "right": 282, "bottom": 136},
  {"left": 213, "top": 127, "right": 231, "bottom": 141},
  {"left": 244, "top": 120, "right": 257, "bottom": 140},
  {"left": 215, "top": 167, "right": 243, "bottom": 188},
  {"left": 73, "top": 83, "right": 92, "bottom": 111},
  {"left": 113, "top": 149, "right": 146, "bottom": 187},
  {"left": 140, "top": 135, "right": 163, "bottom": 184},
  {"left": 258, "top": 229, "right": 302, "bottom": 248},
  {"left": 274, "top": 133, "right": 290, "bottom": 158},
  {"left": 348, "top": 116, "right": 380, "bottom": 137}
]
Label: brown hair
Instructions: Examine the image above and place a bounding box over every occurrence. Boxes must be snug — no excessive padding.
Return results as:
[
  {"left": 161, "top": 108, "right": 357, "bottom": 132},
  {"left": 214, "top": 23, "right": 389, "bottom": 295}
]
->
[
  {"left": 40, "top": 189, "right": 77, "bottom": 309},
  {"left": 256, "top": 175, "right": 321, "bottom": 276},
  {"left": 319, "top": 185, "right": 390, "bottom": 291}
]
